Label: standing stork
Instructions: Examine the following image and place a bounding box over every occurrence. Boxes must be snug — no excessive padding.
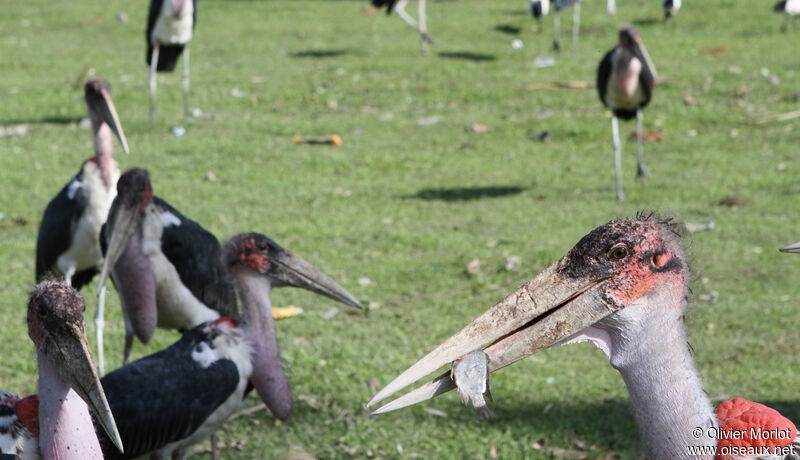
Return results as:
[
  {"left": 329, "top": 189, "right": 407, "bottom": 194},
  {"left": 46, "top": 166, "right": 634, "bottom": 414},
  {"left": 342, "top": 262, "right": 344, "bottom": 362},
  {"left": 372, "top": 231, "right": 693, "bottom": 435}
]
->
[
  {"left": 368, "top": 215, "right": 800, "bottom": 459},
  {"left": 774, "top": 0, "right": 800, "bottom": 31},
  {"left": 94, "top": 168, "right": 362, "bottom": 377},
  {"left": 147, "top": 0, "right": 195, "bottom": 123},
  {"left": 529, "top": 0, "right": 581, "bottom": 54},
  {"left": 35, "top": 78, "right": 129, "bottom": 290},
  {"left": 371, "top": 0, "right": 435, "bottom": 54},
  {"left": 597, "top": 26, "right": 657, "bottom": 201},
  {"left": 662, "top": 0, "right": 681, "bottom": 19},
  {"left": 0, "top": 282, "right": 123, "bottom": 459},
  {"left": 92, "top": 232, "right": 364, "bottom": 459}
]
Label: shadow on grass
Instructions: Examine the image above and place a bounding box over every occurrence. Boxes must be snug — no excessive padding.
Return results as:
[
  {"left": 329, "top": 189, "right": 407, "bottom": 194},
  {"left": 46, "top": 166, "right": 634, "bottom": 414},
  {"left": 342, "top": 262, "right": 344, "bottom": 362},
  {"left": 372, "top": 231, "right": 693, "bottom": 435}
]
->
[
  {"left": 404, "top": 186, "right": 527, "bottom": 202},
  {"left": 1, "top": 115, "right": 83, "bottom": 126},
  {"left": 437, "top": 51, "right": 497, "bottom": 62},
  {"left": 494, "top": 24, "right": 522, "bottom": 35},
  {"left": 631, "top": 17, "right": 661, "bottom": 27},
  {"left": 290, "top": 49, "right": 348, "bottom": 59}
]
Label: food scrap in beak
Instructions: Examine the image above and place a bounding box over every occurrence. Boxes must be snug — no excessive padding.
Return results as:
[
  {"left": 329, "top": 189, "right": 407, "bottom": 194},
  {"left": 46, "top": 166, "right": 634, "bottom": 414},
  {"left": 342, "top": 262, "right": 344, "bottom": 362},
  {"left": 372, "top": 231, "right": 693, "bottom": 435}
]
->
[{"left": 451, "top": 350, "right": 492, "bottom": 420}]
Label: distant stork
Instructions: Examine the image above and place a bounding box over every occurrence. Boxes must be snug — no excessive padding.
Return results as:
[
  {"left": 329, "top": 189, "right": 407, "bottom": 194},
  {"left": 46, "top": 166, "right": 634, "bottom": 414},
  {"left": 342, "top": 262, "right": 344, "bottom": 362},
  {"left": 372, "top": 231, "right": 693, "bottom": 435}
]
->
[
  {"left": 35, "top": 78, "right": 129, "bottom": 289},
  {"left": 95, "top": 168, "right": 362, "bottom": 377},
  {"left": 662, "top": 0, "right": 681, "bottom": 19},
  {"left": 372, "top": 0, "right": 435, "bottom": 54},
  {"left": 146, "top": 0, "right": 196, "bottom": 122},
  {"left": 596, "top": 27, "right": 657, "bottom": 201},
  {"left": 774, "top": 0, "right": 800, "bottom": 31},
  {"left": 0, "top": 282, "right": 123, "bottom": 459},
  {"left": 529, "top": 0, "right": 581, "bottom": 54},
  {"left": 94, "top": 232, "right": 363, "bottom": 458}
]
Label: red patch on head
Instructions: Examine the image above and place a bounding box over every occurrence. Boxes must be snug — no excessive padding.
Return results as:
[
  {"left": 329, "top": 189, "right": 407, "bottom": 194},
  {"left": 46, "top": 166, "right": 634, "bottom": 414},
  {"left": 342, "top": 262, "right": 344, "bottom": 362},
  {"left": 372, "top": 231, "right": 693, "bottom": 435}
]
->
[
  {"left": 237, "top": 238, "right": 271, "bottom": 273},
  {"left": 213, "top": 316, "right": 237, "bottom": 328},
  {"left": 715, "top": 398, "right": 797, "bottom": 459},
  {"left": 14, "top": 395, "right": 39, "bottom": 437}
]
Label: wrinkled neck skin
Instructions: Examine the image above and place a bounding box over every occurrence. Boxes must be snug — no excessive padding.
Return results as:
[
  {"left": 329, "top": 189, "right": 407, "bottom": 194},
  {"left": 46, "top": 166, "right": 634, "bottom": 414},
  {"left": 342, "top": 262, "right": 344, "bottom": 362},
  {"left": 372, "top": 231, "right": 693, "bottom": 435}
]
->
[
  {"left": 37, "top": 350, "right": 104, "bottom": 460},
  {"left": 572, "top": 285, "right": 716, "bottom": 460},
  {"left": 233, "top": 269, "right": 293, "bottom": 420},
  {"left": 90, "top": 117, "right": 116, "bottom": 189}
]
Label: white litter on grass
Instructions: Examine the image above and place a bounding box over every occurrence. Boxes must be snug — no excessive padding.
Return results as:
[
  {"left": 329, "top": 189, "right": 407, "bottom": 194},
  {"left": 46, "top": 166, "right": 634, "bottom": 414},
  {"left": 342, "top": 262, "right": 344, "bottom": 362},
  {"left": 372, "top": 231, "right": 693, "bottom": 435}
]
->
[
  {"left": 322, "top": 308, "right": 338, "bottom": 320},
  {"left": 172, "top": 126, "right": 186, "bottom": 137},
  {"left": 534, "top": 56, "right": 555, "bottom": 68},
  {"left": 512, "top": 39, "right": 523, "bottom": 49}
]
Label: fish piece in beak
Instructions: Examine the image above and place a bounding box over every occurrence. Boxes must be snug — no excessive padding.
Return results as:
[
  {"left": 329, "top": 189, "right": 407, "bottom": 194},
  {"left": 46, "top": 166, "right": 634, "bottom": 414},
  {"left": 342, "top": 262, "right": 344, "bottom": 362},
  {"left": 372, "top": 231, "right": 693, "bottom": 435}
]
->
[
  {"left": 451, "top": 350, "right": 492, "bottom": 420},
  {"left": 28, "top": 282, "right": 124, "bottom": 453},
  {"left": 368, "top": 215, "right": 686, "bottom": 415}
]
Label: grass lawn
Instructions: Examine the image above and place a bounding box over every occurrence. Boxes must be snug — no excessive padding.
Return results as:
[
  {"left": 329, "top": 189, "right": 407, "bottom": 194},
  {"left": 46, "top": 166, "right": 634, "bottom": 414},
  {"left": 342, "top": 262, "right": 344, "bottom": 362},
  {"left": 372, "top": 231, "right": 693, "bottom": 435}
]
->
[{"left": 1, "top": 0, "right": 800, "bottom": 458}]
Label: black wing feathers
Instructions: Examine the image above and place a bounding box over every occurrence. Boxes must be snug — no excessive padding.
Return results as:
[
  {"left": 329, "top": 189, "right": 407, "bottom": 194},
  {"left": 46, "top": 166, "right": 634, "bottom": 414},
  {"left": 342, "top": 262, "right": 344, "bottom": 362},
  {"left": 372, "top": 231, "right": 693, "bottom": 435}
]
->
[{"left": 155, "top": 197, "right": 238, "bottom": 318}]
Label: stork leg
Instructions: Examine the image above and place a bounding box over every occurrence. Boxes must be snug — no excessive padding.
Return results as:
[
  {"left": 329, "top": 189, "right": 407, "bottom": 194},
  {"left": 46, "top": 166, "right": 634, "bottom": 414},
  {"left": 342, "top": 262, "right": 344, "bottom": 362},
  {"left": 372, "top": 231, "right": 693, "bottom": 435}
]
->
[
  {"left": 210, "top": 433, "right": 219, "bottom": 460},
  {"left": 149, "top": 42, "right": 160, "bottom": 124},
  {"left": 394, "top": 0, "right": 418, "bottom": 29},
  {"left": 607, "top": 0, "right": 616, "bottom": 15},
  {"left": 636, "top": 109, "right": 648, "bottom": 180},
  {"left": 553, "top": 11, "right": 561, "bottom": 51},
  {"left": 183, "top": 45, "right": 190, "bottom": 118},
  {"left": 612, "top": 115, "right": 624, "bottom": 201},
  {"left": 62, "top": 265, "right": 75, "bottom": 287},
  {"left": 418, "top": 0, "right": 432, "bottom": 54},
  {"left": 571, "top": 1, "right": 580, "bottom": 58}
]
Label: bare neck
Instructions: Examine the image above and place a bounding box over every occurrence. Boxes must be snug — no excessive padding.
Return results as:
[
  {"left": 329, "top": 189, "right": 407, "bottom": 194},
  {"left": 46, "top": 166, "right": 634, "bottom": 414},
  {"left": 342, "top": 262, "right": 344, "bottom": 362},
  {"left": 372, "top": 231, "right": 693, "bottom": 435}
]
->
[
  {"left": 36, "top": 350, "right": 104, "bottom": 459},
  {"left": 603, "top": 291, "right": 717, "bottom": 459},
  {"left": 91, "top": 120, "right": 116, "bottom": 189}
]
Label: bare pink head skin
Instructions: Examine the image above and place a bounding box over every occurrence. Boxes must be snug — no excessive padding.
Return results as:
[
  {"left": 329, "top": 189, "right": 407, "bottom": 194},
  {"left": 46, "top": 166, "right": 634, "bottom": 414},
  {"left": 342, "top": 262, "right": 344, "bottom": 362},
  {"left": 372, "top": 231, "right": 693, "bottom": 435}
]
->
[
  {"left": 368, "top": 215, "right": 716, "bottom": 458},
  {"left": 224, "top": 233, "right": 362, "bottom": 420},
  {"left": 28, "top": 281, "right": 124, "bottom": 458},
  {"left": 84, "top": 78, "right": 129, "bottom": 188}
]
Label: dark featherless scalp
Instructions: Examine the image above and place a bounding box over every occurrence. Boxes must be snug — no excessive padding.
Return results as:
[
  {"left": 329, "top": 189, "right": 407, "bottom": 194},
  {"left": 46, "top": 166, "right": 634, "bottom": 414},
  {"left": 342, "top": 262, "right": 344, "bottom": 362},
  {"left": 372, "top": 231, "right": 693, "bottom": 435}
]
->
[
  {"left": 27, "top": 281, "right": 86, "bottom": 346},
  {"left": 116, "top": 168, "right": 153, "bottom": 209},
  {"left": 223, "top": 233, "right": 277, "bottom": 273}
]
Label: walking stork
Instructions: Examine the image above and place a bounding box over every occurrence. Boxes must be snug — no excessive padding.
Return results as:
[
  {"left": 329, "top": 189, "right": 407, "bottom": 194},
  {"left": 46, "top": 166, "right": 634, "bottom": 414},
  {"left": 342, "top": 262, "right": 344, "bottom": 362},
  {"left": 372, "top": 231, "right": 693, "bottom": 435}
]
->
[
  {"left": 0, "top": 282, "right": 123, "bottom": 459},
  {"left": 94, "top": 168, "right": 362, "bottom": 377},
  {"left": 35, "top": 78, "right": 129, "bottom": 290},
  {"left": 597, "top": 26, "right": 657, "bottom": 201},
  {"left": 372, "top": 0, "right": 435, "bottom": 54},
  {"left": 368, "top": 214, "right": 800, "bottom": 459},
  {"left": 147, "top": 0, "right": 195, "bottom": 122},
  {"left": 529, "top": 0, "right": 581, "bottom": 54},
  {"left": 93, "top": 231, "right": 363, "bottom": 458},
  {"left": 775, "top": 0, "right": 800, "bottom": 31}
]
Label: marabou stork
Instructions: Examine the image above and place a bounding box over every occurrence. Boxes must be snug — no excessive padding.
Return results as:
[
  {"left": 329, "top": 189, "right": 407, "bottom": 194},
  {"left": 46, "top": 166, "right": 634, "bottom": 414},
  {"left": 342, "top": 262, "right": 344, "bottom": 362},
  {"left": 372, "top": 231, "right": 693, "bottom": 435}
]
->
[
  {"left": 95, "top": 168, "right": 362, "bottom": 377},
  {"left": 663, "top": 0, "right": 681, "bottom": 19},
  {"left": 146, "top": 0, "right": 196, "bottom": 122},
  {"left": 35, "top": 78, "right": 129, "bottom": 290},
  {"left": 368, "top": 214, "right": 800, "bottom": 459},
  {"left": 93, "top": 232, "right": 361, "bottom": 458},
  {"left": 529, "top": 0, "right": 581, "bottom": 54},
  {"left": 0, "top": 282, "right": 123, "bottom": 459},
  {"left": 372, "top": 0, "right": 435, "bottom": 54},
  {"left": 774, "top": 0, "right": 800, "bottom": 31},
  {"left": 597, "top": 26, "right": 656, "bottom": 202}
]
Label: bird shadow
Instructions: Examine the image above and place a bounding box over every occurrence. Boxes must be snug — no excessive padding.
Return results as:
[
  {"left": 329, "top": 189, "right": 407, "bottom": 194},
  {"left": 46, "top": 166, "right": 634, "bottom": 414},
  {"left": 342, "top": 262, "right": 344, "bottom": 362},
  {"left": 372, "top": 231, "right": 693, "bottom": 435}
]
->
[
  {"left": 437, "top": 51, "right": 497, "bottom": 62},
  {"left": 289, "top": 49, "right": 349, "bottom": 59},
  {"left": 494, "top": 24, "right": 522, "bottom": 35},
  {"left": 0, "top": 115, "right": 84, "bottom": 126},
  {"left": 403, "top": 186, "right": 528, "bottom": 202},
  {"left": 631, "top": 18, "right": 661, "bottom": 27}
]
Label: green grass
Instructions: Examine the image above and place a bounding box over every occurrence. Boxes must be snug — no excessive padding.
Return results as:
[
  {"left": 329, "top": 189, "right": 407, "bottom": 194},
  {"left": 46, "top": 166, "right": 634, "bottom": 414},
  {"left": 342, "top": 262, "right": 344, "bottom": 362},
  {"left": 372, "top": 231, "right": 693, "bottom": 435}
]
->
[{"left": 2, "top": 0, "right": 800, "bottom": 458}]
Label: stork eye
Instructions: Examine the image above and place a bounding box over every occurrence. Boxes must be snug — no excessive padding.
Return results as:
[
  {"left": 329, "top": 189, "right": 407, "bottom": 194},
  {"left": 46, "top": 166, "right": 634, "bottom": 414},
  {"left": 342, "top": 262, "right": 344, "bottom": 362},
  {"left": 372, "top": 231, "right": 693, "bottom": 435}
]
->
[
  {"left": 257, "top": 241, "right": 269, "bottom": 251},
  {"left": 608, "top": 244, "right": 629, "bottom": 260},
  {"left": 37, "top": 305, "right": 49, "bottom": 318}
]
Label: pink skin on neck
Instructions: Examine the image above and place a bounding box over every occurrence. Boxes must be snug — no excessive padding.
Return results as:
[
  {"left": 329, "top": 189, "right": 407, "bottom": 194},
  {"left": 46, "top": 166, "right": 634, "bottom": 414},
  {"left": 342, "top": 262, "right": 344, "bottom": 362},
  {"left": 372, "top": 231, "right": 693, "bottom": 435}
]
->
[
  {"left": 615, "top": 55, "right": 642, "bottom": 98},
  {"left": 89, "top": 114, "right": 116, "bottom": 189},
  {"left": 37, "top": 349, "right": 104, "bottom": 460}
]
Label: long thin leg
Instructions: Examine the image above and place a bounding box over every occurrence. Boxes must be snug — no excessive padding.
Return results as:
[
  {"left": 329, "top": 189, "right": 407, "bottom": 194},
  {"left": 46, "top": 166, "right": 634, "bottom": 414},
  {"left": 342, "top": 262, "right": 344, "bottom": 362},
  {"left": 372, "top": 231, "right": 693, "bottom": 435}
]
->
[
  {"left": 571, "top": 2, "right": 580, "bottom": 58},
  {"left": 636, "top": 109, "right": 648, "bottom": 180},
  {"left": 63, "top": 266, "right": 75, "bottom": 287},
  {"left": 95, "top": 285, "right": 105, "bottom": 376},
  {"left": 123, "top": 317, "right": 135, "bottom": 365},
  {"left": 150, "top": 42, "right": 160, "bottom": 124},
  {"left": 183, "top": 45, "right": 190, "bottom": 118},
  {"left": 553, "top": 10, "right": 560, "bottom": 51},
  {"left": 418, "top": 0, "right": 430, "bottom": 54},
  {"left": 394, "top": 0, "right": 418, "bottom": 29},
  {"left": 607, "top": 0, "right": 616, "bottom": 15},
  {"left": 612, "top": 115, "right": 624, "bottom": 201},
  {"left": 210, "top": 433, "right": 218, "bottom": 460}
]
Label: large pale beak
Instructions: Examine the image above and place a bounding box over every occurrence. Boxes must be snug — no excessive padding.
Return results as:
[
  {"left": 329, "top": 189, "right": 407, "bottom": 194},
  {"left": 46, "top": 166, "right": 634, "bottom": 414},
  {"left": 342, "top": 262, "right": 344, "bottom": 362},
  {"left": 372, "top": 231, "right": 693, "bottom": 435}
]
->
[
  {"left": 43, "top": 319, "right": 124, "bottom": 453},
  {"left": 99, "top": 89, "right": 129, "bottom": 154},
  {"left": 366, "top": 261, "right": 615, "bottom": 415},
  {"left": 632, "top": 38, "right": 658, "bottom": 83},
  {"left": 268, "top": 249, "right": 363, "bottom": 310},
  {"left": 780, "top": 242, "right": 800, "bottom": 254}
]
